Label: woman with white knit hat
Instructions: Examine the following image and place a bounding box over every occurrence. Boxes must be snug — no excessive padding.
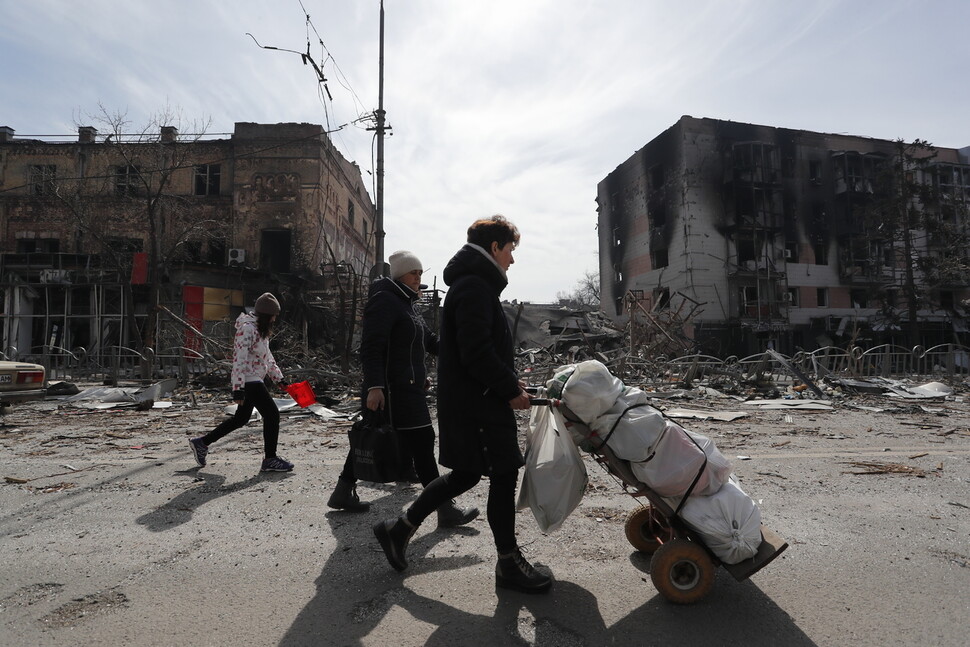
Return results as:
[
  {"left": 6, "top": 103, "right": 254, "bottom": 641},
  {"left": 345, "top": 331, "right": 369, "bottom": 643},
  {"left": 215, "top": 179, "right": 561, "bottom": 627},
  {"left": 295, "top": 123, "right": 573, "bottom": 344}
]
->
[{"left": 327, "top": 251, "right": 478, "bottom": 528}]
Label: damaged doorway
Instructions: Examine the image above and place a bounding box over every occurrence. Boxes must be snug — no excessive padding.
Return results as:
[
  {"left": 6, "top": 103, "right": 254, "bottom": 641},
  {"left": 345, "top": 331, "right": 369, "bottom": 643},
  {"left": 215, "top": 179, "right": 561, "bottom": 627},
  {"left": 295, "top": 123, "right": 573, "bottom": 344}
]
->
[{"left": 261, "top": 229, "right": 291, "bottom": 273}]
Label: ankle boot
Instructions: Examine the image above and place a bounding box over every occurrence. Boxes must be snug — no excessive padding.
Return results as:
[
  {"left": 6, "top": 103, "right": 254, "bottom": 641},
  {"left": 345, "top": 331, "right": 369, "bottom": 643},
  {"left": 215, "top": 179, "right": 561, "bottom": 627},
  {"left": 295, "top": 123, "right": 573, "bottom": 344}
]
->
[
  {"left": 374, "top": 516, "right": 416, "bottom": 572},
  {"left": 437, "top": 500, "right": 480, "bottom": 528},
  {"left": 496, "top": 548, "right": 552, "bottom": 593},
  {"left": 327, "top": 478, "right": 371, "bottom": 512}
]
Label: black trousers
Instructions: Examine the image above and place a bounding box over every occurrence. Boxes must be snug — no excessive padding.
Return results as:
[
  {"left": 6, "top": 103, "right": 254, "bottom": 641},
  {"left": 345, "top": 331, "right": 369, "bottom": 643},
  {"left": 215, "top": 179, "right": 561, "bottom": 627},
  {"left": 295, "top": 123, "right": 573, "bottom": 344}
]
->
[
  {"left": 339, "top": 424, "right": 440, "bottom": 486},
  {"left": 202, "top": 381, "right": 280, "bottom": 458},
  {"left": 406, "top": 468, "right": 518, "bottom": 555}
]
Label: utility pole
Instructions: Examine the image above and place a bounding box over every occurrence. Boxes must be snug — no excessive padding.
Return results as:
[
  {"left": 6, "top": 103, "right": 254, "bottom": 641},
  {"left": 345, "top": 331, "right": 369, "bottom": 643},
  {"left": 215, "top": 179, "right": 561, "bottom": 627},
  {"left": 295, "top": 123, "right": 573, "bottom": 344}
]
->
[{"left": 372, "top": 0, "right": 388, "bottom": 277}]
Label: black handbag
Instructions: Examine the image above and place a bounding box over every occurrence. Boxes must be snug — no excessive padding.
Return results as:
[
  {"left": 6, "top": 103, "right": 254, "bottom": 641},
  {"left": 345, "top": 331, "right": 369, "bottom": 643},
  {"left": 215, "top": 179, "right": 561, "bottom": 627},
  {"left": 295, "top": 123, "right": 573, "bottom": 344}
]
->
[{"left": 349, "top": 409, "right": 400, "bottom": 483}]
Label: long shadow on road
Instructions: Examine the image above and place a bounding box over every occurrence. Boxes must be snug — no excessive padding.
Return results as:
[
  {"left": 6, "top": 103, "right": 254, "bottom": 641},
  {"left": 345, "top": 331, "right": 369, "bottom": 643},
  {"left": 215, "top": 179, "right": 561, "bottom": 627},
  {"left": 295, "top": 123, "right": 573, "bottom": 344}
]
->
[
  {"left": 135, "top": 468, "right": 289, "bottom": 531},
  {"left": 279, "top": 508, "right": 816, "bottom": 647}
]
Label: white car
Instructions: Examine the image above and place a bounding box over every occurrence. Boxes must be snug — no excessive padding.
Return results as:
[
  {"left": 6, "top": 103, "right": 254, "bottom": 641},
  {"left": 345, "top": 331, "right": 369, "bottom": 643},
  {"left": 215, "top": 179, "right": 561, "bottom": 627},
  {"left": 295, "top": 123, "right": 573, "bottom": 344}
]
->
[{"left": 0, "top": 361, "right": 47, "bottom": 405}]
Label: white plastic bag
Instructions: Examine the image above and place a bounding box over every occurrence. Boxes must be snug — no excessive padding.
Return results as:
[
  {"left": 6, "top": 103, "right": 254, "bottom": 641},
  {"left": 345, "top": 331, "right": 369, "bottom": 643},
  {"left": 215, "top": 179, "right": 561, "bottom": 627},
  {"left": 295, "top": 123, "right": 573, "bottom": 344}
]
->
[
  {"left": 517, "top": 404, "right": 588, "bottom": 533},
  {"left": 559, "top": 360, "right": 625, "bottom": 423},
  {"left": 666, "top": 476, "right": 763, "bottom": 564},
  {"left": 630, "top": 422, "right": 732, "bottom": 497}
]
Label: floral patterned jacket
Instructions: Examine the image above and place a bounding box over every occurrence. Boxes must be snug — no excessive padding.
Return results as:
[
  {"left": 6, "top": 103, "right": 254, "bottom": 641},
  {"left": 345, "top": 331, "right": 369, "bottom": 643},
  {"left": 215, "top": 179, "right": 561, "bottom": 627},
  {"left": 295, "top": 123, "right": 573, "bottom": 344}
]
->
[{"left": 230, "top": 312, "right": 283, "bottom": 392}]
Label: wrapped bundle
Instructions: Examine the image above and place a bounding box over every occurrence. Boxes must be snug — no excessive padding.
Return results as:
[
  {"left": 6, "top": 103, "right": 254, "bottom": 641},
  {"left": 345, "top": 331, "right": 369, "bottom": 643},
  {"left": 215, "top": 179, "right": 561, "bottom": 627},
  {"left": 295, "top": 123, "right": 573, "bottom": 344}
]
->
[{"left": 665, "top": 477, "right": 763, "bottom": 564}]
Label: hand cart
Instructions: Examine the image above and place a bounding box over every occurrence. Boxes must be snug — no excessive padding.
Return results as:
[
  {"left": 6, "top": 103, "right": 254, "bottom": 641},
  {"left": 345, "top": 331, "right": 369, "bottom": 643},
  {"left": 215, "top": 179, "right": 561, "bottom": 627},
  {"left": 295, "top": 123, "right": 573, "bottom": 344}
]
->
[{"left": 529, "top": 394, "right": 788, "bottom": 604}]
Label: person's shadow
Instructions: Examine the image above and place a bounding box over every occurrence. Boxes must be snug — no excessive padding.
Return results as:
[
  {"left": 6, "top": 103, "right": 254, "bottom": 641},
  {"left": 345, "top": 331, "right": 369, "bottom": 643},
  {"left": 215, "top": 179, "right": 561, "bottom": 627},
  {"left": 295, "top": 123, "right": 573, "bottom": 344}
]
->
[
  {"left": 135, "top": 469, "right": 283, "bottom": 531},
  {"left": 280, "top": 513, "right": 817, "bottom": 647},
  {"left": 279, "top": 492, "right": 482, "bottom": 646}
]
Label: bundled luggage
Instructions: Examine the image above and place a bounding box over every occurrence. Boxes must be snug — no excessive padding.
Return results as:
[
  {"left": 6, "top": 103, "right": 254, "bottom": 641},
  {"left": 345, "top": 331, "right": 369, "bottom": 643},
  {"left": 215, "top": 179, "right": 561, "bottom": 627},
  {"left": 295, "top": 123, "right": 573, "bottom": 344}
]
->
[{"left": 544, "top": 360, "right": 762, "bottom": 564}]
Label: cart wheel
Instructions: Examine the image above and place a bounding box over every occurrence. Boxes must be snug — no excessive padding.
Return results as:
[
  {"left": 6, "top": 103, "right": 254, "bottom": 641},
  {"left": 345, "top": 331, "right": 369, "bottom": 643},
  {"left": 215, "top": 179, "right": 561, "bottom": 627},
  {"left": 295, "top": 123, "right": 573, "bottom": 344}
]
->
[
  {"left": 624, "top": 506, "right": 674, "bottom": 554},
  {"left": 650, "top": 538, "right": 716, "bottom": 604}
]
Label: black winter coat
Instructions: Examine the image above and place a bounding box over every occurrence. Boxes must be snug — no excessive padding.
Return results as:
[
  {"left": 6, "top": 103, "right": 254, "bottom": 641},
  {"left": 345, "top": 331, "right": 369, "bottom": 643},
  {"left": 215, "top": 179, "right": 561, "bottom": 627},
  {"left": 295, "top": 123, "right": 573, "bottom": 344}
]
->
[
  {"left": 437, "top": 244, "right": 524, "bottom": 475},
  {"left": 360, "top": 277, "right": 438, "bottom": 430}
]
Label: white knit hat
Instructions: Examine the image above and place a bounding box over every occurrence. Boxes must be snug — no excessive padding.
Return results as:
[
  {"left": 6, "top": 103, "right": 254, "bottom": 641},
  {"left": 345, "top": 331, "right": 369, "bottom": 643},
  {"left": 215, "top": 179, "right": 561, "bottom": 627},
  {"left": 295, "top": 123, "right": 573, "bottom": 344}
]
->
[{"left": 389, "top": 250, "right": 423, "bottom": 279}]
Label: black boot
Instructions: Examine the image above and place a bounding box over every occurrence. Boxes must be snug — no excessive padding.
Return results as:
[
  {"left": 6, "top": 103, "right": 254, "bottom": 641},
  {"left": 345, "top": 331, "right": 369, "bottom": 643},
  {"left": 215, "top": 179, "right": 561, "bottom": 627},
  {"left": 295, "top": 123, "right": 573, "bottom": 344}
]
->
[
  {"left": 496, "top": 548, "right": 552, "bottom": 593},
  {"left": 374, "top": 516, "right": 416, "bottom": 571},
  {"left": 437, "top": 500, "right": 480, "bottom": 528},
  {"left": 327, "top": 478, "right": 371, "bottom": 512}
]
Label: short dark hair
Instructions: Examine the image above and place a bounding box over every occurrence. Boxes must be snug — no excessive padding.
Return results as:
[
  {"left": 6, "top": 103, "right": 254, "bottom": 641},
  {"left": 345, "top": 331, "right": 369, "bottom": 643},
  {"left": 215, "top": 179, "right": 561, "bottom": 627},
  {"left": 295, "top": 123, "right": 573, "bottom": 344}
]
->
[{"left": 467, "top": 214, "right": 520, "bottom": 251}]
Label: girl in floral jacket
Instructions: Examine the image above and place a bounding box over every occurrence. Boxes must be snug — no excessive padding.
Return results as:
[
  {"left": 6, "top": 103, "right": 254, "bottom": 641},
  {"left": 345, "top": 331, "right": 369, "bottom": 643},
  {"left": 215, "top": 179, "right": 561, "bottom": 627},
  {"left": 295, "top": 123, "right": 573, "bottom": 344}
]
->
[{"left": 189, "top": 292, "right": 293, "bottom": 472}]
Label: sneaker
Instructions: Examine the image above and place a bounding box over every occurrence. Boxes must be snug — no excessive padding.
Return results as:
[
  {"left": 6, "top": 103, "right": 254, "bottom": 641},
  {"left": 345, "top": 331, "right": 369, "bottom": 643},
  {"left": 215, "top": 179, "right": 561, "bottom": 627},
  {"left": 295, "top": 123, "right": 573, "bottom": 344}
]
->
[
  {"left": 496, "top": 548, "right": 552, "bottom": 594},
  {"left": 189, "top": 437, "right": 208, "bottom": 467},
  {"left": 260, "top": 456, "right": 294, "bottom": 472}
]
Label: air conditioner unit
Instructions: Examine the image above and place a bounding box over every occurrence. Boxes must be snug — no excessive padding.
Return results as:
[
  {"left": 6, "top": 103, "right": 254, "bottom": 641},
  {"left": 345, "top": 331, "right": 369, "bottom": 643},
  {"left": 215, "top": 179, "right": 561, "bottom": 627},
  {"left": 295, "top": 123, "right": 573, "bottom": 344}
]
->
[
  {"left": 783, "top": 249, "right": 793, "bottom": 259},
  {"left": 228, "top": 248, "right": 246, "bottom": 266}
]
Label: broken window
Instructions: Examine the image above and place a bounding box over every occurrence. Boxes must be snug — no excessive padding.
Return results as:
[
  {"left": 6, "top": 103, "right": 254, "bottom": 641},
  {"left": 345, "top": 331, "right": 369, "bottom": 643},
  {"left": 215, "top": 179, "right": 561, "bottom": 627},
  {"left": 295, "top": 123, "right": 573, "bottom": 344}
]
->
[
  {"left": 740, "top": 285, "right": 760, "bottom": 317},
  {"left": 787, "top": 287, "right": 799, "bottom": 307},
  {"left": 260, "top": 229, "right": 291, "bottom": 273},
  {"left": 28, "top": 164, "right": 56, "bottom": 195},
  {"left": 738, "top": 239, "right": 757, "bottom": 264},
  {"left": 115, "top": 165, "right": 141, "bottom": 196},
  {"left": 194, "top": 164, "right": 221, "bottom": 196},
  {"left": 348, "top": 200, "right": 356, "bottom": 226},
  {"left": 809, "top": 160, "right": 822, "bottom": 185},
  {"left": 15, "top": 238, "right": 60, "bottom": 253},
  {"left": 649, "top": 201, "right": 667, "bottom": 228},
  {"left": 813, "top": 241, "right": 829, "bottom": 265},
  {"left": 650, "top": 165, "right": 664, "bottom": 191},
  {"left": 733, "top": 142, "right": 777, "bottom": 183},
  {"left": 183, "top": 241, "right": 203, "bottom": 263},
  {"left": 817, "top": 288, "right": 829, "bottom": 307},
  {"left": 850, "top": 289, "right": 869, "bottom": 308},
  {"left": 653, "top": 287, "right": 670, "bottom": 310},
  {"left": 651, "top": 248, "right": 668, "bottom": 269},
  {"left": 362, "top": 219, "right": 369, "bottom": 242},
  {"left": 207, "top": 239, "right": 226, "bottom": 265}
]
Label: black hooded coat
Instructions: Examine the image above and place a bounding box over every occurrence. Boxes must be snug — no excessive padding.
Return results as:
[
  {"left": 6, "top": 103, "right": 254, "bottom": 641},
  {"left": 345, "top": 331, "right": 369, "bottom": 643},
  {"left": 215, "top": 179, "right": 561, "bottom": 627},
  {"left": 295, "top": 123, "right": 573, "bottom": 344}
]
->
[
  {"left": 436, "top": 244, "right": 524, "bottom": 475},
  {"left": 360, "top": 277, "right": 438, "bottom": 430}
]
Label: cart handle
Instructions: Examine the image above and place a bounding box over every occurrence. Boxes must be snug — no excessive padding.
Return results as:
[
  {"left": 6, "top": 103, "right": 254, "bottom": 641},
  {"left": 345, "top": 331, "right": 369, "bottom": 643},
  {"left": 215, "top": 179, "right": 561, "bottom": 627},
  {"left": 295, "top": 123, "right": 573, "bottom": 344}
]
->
[{"left": 529, "top": 397, "right": 560, "bottom": 407}]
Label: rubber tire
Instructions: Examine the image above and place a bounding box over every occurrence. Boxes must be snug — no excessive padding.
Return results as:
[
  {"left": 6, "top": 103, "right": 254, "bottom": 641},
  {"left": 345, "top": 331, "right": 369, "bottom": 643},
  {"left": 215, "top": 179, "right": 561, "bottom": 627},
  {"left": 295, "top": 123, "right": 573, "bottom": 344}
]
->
[
  {"left": 650, "top": 538, "right": 716, "bottom": 604},
  {"left": 624, "top": 506, "right": 675, "bottom": 554}
]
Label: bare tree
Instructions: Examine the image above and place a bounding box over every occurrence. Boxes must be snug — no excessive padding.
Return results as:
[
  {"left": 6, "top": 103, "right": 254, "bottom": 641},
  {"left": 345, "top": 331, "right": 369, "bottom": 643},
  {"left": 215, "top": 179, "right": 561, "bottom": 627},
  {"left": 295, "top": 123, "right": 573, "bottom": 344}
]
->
[
  {"left": 557, "top": 269, "right": 601, "bottom": 309},
  {"left": 52, "top": 105, "right": 227, "bottom": 353}
]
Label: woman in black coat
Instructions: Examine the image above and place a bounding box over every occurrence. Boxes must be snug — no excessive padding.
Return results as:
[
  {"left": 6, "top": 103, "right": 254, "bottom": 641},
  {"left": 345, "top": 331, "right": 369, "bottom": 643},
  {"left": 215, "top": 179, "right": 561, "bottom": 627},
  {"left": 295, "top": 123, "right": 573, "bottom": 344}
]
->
[
  {"left": 373, "top": 217, "right": 553, "bottom": 594},
  {"left": 327, "top": 251, "right": 478, "bottom": 528}
]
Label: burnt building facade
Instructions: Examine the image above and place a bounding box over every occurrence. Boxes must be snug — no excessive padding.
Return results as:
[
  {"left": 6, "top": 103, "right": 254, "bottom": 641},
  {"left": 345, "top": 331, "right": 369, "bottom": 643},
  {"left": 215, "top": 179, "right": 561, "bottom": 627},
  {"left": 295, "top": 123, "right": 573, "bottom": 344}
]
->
[
  {"left": 0, "top": 122, "right": 375, "bottom": 373},
  {"left": 597, "top": 116, "right": 970, "bottom": 357}
]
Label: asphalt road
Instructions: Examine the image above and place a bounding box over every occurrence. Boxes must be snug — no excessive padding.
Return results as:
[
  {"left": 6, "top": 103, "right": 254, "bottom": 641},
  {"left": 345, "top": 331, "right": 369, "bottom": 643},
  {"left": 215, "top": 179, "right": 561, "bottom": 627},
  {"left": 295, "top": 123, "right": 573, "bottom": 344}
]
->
[{"left": 1, "top": 384, "right": 968, "bottom": 646}]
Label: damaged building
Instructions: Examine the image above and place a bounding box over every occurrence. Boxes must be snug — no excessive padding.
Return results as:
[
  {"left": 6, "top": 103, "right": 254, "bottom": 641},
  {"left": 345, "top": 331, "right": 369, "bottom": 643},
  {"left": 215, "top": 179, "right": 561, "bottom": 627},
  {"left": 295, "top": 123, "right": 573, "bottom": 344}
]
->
[
  {"left": 597, "top": 116, "right": 970, "bottom": 357},
  {"left": 0, "top": 122, "right": 375, "bottom": 376}
]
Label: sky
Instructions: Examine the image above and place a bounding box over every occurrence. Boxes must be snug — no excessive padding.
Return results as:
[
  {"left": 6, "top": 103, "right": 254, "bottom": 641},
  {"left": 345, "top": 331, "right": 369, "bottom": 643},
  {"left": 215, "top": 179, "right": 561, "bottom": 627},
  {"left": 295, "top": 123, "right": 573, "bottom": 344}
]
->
[{"left": 3, "top": 0, "right": 970, "bottom": 303}]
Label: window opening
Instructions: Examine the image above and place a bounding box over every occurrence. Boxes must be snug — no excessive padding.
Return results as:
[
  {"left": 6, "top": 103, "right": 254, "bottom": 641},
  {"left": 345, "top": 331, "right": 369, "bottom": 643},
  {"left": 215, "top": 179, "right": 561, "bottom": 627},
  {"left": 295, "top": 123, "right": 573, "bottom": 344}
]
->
[
  {"left": 260, "top": 229, "right": 292, "bottom": 273},
  {"left": 115, "top": 165, "right": 141, "bottom": 196},
  {"left": 194, "top": 164, "right": 221, "bottom": 196},
  {"left": 29, "top": 165, "right": 56, "bottom": 195},
  {"left": 817, "top": 288, "right": 829, "bottom": 307}
]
